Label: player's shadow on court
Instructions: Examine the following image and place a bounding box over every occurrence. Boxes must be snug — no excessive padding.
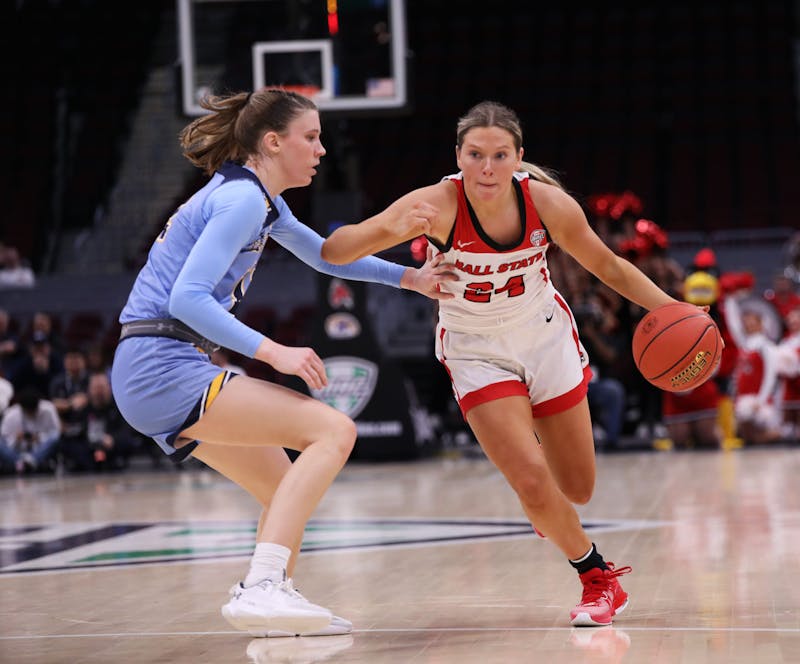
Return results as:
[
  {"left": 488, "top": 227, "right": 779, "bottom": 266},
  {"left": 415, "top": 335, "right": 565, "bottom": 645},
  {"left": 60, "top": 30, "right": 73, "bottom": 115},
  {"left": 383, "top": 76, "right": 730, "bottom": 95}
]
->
[
  {"left": 246, "top": 634, "right": 354, "bottom": 663},
  {"left": 569, "top": 626, "right": 631, "bottom": 663}
]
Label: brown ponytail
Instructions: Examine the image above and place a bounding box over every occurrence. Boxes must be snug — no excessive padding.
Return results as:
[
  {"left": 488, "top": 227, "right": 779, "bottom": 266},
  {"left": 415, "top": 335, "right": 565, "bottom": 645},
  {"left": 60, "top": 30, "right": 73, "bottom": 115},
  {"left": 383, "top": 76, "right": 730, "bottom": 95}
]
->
[{"left": 179, "top": 88, "right": 318, "bottom": 175}]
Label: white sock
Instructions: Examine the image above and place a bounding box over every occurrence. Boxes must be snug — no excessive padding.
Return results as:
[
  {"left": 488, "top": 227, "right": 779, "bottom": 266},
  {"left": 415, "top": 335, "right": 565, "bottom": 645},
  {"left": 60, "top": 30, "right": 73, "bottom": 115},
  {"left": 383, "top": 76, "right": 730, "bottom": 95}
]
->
[{"left": 244, "top": 542, "right": 291, "bottom": 587}]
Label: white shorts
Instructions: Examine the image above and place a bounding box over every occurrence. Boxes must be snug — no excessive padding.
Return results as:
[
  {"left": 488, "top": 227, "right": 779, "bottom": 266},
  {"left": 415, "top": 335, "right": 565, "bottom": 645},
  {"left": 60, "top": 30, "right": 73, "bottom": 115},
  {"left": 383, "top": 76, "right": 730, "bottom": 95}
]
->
[
  {"left": 435, "top": 293, "right": 591, "bottom": 418},
  {"left": 734, "top": 394, "right": 781, "bottom": 430}
]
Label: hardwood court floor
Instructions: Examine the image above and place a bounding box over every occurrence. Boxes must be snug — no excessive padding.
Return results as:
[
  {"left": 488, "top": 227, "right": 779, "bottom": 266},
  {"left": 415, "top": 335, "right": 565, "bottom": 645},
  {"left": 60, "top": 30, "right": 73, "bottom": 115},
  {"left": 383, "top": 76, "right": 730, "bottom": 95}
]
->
[{"left": 2, "top": 446, "right": 800, "bottom": 663}]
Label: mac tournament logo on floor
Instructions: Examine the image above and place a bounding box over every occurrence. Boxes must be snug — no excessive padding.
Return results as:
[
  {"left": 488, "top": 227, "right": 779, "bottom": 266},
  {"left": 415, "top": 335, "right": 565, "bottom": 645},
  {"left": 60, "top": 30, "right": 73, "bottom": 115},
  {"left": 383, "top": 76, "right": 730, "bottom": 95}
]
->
[{"left": 0, "top": 517, "right": 668, "bottom": 575}]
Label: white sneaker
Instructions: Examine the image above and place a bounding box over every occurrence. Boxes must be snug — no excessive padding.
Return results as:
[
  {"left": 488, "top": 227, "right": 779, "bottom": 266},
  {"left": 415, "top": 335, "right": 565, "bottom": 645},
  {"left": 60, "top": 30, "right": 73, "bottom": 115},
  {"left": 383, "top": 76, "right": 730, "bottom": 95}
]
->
[
  {"left": 222, "top": 577, "right": 332, "bottom": 636},
  {"left": 258, "top": 579, "right": 352, "bottom": 637},
  {"left": 263, "top": 614, "right": 353, "bottom": 638}
]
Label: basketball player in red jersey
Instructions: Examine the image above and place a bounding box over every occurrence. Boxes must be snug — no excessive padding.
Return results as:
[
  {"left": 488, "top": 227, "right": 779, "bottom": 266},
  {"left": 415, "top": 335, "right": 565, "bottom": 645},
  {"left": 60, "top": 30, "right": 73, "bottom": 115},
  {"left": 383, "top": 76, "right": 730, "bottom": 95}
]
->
[{"left": 322, "top": 101, "right": 681, "bottom": 626}]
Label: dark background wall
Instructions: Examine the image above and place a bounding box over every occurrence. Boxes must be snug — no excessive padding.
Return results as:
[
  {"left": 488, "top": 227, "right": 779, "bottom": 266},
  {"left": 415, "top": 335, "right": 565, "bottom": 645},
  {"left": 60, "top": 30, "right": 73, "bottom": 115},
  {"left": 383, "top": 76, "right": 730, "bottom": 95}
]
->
[
  {"left": 342, "top": 1, "right": 799, "bottom": 231},
  {"left": 3, "top": 0, "right": 798, "bottom": 272},
  {"left": 2, "top": 1, "right": 165, "bottom": 269}
]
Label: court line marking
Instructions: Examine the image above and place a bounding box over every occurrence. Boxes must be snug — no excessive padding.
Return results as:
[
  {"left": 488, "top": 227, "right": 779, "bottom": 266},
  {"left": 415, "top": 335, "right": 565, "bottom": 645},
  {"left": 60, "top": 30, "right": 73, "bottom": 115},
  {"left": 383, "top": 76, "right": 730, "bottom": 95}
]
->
[{"left": 3, "top": 625, "right": 800, "bottom": 640}]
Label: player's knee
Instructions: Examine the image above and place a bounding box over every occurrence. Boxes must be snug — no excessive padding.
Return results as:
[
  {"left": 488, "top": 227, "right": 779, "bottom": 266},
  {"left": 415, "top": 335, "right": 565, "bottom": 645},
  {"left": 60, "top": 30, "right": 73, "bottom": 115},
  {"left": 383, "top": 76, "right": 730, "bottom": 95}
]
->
[
  {"left": 515, "top": 464, "right": 594, "bottom": 506},
  {"left": 563, "top": 483, "right": 594, "bottom": 505},
  {"left": 255, "top": 493, "right": 273, "bottom": 511},
  {"left": 338, "top": 414, "right": 358, "bottom": 455},
  {"left": 512, "top": 463, "right": 552, "bottom": 509},
  {"left": 322, "top": 410, "right": 357, "bottom": 461}
]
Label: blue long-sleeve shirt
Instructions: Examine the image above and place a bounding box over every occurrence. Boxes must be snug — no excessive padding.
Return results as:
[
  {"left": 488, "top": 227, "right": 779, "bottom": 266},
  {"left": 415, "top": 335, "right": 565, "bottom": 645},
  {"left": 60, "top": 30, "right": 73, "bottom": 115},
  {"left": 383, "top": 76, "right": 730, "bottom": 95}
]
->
[{"left": 120, "top": 162, "right": 404, "bottom": 357}]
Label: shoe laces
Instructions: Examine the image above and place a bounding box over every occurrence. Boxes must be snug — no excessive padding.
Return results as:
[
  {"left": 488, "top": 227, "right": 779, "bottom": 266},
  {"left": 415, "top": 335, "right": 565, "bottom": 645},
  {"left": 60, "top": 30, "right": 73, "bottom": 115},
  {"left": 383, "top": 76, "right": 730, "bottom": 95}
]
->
[
  {"left": 579, "top": 563, "right": 632, "bottom": 606},
  {"left": 241, "top": 575, "right": 315, "bottom": 607},
  {"left": 245, "top": 568, "right": 288, "bottom": 593},
  {"left": 249, "top": 574, "right": 286, "bottom": 595},
  {"left": 281, "top": 578, "right": 300, "bottom": 595},
  {"left": 280, "top": 578, "right": 310, "bottom": 602}
]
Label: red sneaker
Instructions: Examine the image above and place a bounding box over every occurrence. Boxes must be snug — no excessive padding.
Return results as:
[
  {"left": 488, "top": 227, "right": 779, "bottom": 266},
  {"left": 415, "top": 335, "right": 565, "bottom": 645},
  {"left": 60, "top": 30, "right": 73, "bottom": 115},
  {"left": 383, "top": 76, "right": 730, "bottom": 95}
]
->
[{"left": 570, "top": 563, "right": 631, "bottom": 626}]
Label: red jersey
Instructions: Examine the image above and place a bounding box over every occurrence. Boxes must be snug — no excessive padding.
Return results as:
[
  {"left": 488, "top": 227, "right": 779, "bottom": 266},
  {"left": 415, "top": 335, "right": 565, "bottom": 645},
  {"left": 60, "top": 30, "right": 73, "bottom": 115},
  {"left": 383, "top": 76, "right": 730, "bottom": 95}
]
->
[
  {"left": 429, "top": 172, "right": 556, "bottom": 333},
  {"left": 724, "top": 297, "right": 779, "bottom": 403}
]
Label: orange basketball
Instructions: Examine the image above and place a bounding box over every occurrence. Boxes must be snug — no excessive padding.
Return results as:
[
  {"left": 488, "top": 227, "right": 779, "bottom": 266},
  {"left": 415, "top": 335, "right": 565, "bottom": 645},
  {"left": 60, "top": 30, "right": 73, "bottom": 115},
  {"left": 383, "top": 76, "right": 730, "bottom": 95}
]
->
[{"left": 632, "top": 302, "right": 722, "bottom": 392}]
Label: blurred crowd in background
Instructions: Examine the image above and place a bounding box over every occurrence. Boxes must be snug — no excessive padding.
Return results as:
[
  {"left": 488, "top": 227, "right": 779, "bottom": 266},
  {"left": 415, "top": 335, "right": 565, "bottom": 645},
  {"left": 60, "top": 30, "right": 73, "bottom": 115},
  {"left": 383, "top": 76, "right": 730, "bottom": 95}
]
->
[
  {"left": 546, "top": 191, "right": 800, "bottom": 453},
  {"left": 1, "top": 190, "right": 799, "bottom": 476},
  {"left": 0, "top": 242, "right": 36, "bottom": 290}
]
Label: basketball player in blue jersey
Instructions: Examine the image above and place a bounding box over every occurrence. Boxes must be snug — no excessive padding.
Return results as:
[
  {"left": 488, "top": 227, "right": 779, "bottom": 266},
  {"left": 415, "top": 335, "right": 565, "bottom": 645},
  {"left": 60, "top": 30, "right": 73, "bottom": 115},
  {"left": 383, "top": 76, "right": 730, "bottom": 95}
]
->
[
  {"left": 111, "top": 88, "right": 456, "bottom": 638},
  {"left": 323, "top": 101, "right": 682, "bottom": 627}
]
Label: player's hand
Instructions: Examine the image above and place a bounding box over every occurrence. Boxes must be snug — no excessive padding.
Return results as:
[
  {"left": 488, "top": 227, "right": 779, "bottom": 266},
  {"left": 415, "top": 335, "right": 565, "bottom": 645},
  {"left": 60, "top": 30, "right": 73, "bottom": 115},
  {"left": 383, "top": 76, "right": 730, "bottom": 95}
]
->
[
  {"left": 70, "top": 392, "right": 88, "bottom": 410},
  {"left": 393, "top": 201, "right": 438, "bottom": 239},
  {"left": 694, "top": 305, "right": 726, "bottom": 348},
  {"left": 401, "top": 245, "right": 458, "bottom": 300},
  {"left": 256, "top": 339, "right": 328, "bottom": 390}
]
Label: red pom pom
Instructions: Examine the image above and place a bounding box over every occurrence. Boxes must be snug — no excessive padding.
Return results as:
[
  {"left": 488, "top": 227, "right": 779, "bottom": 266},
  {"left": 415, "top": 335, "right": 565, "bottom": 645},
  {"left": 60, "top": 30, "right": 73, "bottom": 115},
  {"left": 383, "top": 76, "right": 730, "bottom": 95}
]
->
[
  {"left": 693, "top": 248, "right": 717, "bottom": 269},
  {"left": 409, "top": 236, "right": 427, "bottom": 263},
  {"left": 719, "top": 271, "right": 756, "bottom": 294}
]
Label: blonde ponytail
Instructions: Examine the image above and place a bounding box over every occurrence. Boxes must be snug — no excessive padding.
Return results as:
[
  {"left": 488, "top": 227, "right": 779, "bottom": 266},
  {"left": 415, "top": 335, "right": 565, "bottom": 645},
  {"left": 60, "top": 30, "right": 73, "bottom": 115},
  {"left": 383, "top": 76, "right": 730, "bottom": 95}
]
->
[{"left": 520, "top": 161, "right": 563, "bottom": 190}]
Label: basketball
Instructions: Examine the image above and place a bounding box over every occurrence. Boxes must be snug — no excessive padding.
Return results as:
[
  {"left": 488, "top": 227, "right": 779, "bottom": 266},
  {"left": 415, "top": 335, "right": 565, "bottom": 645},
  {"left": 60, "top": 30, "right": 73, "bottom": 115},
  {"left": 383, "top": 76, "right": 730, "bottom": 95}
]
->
[{"left": 632, "top": 302, "right": 722, "bottom": 392}]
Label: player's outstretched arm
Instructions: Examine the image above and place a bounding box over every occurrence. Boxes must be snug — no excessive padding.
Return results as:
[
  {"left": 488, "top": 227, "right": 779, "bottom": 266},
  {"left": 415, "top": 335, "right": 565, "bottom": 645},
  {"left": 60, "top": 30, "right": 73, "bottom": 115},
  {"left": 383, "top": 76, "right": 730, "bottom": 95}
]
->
[
  {"left": 268, "top": 206, "right": 457, "bottom": 299},
  {"left": 322, "top": 184, "right": 450, "bottom": 264}
]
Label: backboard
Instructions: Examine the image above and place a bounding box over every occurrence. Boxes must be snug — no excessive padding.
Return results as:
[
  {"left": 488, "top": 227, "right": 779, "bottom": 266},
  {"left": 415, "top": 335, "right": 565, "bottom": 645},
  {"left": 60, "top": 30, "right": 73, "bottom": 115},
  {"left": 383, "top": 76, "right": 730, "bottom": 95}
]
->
[{"left": 177, "top": 0, "right": 408, "bottom": 116}]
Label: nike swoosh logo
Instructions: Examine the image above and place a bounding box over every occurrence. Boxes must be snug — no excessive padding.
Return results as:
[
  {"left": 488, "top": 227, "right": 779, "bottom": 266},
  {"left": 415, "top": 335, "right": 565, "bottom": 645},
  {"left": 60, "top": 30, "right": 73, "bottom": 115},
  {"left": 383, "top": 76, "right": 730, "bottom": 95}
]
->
[
  {"left": 455, "top": 240, "right": 476, "bottom": 249},
  {"left": 545, "top": 313, "right": 553, "bottom": 322}
]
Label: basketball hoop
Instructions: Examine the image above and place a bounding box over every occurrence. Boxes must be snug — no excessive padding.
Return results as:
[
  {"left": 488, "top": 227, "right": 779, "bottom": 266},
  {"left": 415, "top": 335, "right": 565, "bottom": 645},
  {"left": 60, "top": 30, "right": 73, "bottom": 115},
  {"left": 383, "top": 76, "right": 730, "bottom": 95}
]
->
[{"left": 281, "top": 84, "right": 322, "bottom": 99}]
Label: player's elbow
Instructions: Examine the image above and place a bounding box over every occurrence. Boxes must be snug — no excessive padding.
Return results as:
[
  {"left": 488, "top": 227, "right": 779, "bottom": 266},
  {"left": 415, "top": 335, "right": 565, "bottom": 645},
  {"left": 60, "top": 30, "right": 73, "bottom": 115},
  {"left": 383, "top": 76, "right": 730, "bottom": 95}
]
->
[{"left": 167, "top": 286, "right": 191, "bottom": 322}]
